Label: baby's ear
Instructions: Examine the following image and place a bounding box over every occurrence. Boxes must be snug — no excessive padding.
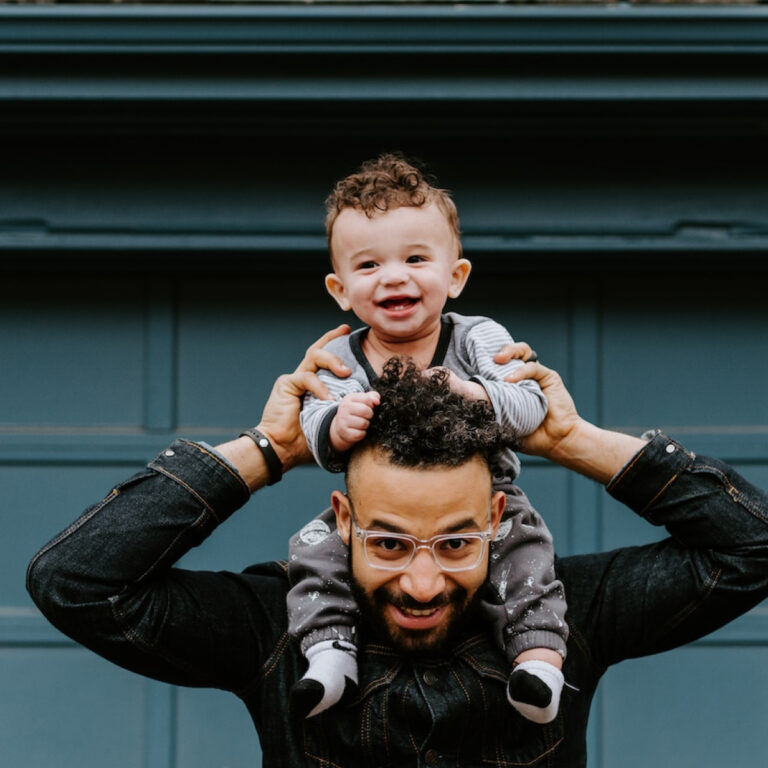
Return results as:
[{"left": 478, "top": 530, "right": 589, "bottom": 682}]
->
[
  {"left": 325, "top": 273, "right": 351, "bottom": 311},
  {"left": 448, "top": 258, "right": 472, "bottom": 299}
]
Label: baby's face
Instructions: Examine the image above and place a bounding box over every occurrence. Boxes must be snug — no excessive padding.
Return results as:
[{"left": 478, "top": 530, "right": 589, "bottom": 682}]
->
[{"left": 325, "top": 204, "right": 471, "bottom": 343}]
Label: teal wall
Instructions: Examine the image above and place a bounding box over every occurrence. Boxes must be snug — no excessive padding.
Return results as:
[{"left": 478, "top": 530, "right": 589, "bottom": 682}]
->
[
  {"left": 5, "top": 267, "right": 768, "bottom": 768},
  {"left": 2, "top": 5, "right": 768, "bottom": 767}
]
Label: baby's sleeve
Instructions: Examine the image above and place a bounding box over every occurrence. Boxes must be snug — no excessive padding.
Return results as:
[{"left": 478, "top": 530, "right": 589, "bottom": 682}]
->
[
  {"left": 462, "top": 319, "right": 548, "bottom": 438},
  {"left": 300, "top": 368, "right": 366, "bottom": 471}
]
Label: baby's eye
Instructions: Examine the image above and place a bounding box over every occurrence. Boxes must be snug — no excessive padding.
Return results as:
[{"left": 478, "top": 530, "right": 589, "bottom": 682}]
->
[
  {"left": 356, "top": 261, "right": 377, "bottom": 270},
  {"left": 406, "top": 255, "right": 426, "bottom": 264}
]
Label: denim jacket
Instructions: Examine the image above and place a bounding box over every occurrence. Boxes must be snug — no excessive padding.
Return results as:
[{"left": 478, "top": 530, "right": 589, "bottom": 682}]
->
[{"left": 27, "top": 434, "right": 768, "bottom": 767}]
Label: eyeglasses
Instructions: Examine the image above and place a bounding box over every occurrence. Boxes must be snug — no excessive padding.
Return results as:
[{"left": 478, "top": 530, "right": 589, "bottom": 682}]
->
[{"left": 351, "top": 519, "right": 493, "bottom": 572}]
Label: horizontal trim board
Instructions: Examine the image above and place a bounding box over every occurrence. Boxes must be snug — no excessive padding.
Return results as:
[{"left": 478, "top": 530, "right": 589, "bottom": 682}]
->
[
  {"left": 4, "top": 6, "right": 768, "bottom": 55},
  {"left": 5, "top": 606, "right": 768, "bottom": 646},
  {"left": 6, "top": 77, "right": 768, "bottom": 103},
  {"left": 2, "top": 431, "right": 768, "bottom": 465},
  {"left": 2, "top": 233, "right": 768, "bottom": 257}
]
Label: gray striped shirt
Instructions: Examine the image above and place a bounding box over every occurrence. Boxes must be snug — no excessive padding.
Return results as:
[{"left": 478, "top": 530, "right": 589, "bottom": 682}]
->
[{"left": 300, "top": 312, "right": 547, "bottom": 478}]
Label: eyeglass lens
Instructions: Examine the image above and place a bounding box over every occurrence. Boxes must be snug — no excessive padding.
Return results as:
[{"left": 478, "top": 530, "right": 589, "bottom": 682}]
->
[{"left": 363, "top": 532, "right": 485, "bottom": 570}]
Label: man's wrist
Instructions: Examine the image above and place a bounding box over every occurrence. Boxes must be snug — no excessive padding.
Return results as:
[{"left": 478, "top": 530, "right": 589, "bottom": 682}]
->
[
  {"left": 547, "top": 419, "right": 646, "bottom": 485},
  {"left": 240, "top": 428, "right": 283, "bottom": 485}
]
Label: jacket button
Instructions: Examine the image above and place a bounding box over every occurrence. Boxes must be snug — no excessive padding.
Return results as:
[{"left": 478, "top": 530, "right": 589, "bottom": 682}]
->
[
  {"left": 423, "top": 670, "right": 438, "bottom": 686},
  {"left": 424, "top": 748, "right": 440, "bottom": 765}
]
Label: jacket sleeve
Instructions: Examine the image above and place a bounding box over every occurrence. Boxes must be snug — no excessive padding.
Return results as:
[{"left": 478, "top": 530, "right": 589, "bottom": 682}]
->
[
  {"left": 461, "top": 319, "right": 548, "bottom": 438},
  {"left": 559, "top": 432, "right": 768, "bottom": 670},
  {"left": 26, "top": 440, "right": 285, "bottom": 693}
]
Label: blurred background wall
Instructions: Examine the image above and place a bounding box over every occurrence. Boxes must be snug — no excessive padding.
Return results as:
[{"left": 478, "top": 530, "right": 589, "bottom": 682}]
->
[{"left": 1, "top": 4, "right": 767, "bottom": 767}]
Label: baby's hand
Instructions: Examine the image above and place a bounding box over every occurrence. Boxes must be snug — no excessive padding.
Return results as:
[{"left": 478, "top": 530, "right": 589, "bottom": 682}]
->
[
  {"left": 329, "top": 391, "right": 381, "bottom": 453},
  {"left": 427, "top": 367, "right": 490, "bottom": 402}
]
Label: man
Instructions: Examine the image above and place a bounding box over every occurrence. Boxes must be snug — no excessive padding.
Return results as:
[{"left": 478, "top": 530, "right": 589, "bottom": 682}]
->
[{"left": 27, "top": 326, "right": 768, "bottom": 767}]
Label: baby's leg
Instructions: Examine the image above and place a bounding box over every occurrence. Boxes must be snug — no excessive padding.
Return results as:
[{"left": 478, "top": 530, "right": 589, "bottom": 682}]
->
[
  {"left": 287, "top": 507, "right": 358, "bottom": 718},
  {"left": 480, "top": 484, "right": 568, "bottom": 724}
]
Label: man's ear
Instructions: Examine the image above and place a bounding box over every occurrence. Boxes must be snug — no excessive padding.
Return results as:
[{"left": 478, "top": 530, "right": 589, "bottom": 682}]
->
[
  {"left": 447, "top": 258, "right": 472, "bottom": 299},
  {"left": 490, "top": 490, "right": 506, "bottom": 535},
  {"left": 325, "top": 273, "right": 351, "bottom": 311},
  {"left": 332, "top": 489, "right": 352, "bottom": 544}
]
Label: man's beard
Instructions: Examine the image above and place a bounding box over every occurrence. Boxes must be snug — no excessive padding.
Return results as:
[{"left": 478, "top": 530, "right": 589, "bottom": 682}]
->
[{"left": 351, "top": 576, "right": 482, "bottom": 658}]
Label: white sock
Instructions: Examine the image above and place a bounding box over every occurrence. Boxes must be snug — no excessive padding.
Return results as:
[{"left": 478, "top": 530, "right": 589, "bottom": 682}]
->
[
  {"left": 506, "top": 659, "right": 564, "bottom": 725},
  {"left": 297, "top": 639, "right": 358, "bottom": 718}
]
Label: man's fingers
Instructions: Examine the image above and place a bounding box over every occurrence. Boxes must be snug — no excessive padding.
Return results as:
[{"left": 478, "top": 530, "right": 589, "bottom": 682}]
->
[
  {"left": 297, "top": 324, "right": 352, "bottom": 377},
  {"left": 504, "top": 360, "right": 553, "bottom": 385},
  {"left": 306, "top": 323, "right": 352, "bottom": 353},
  {"left": 494, "top": 341, "right": 537, "bottom": 364},
  {"left": 287, "top": 370, "right": 332, "bottom": 402}
]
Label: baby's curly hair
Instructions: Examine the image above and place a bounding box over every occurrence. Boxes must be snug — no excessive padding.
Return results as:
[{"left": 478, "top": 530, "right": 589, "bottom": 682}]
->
[
  {"left": 325, "top": 152, "right": 461, "bottom": 257},
  {"left": 356, "top": 357, "right": 514, "bottom": 471}
]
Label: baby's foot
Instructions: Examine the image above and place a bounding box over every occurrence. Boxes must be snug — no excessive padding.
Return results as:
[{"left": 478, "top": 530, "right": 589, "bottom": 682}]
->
[
  {"left": 506, "top": 659, "right": 564, "bottom": 724},
  {"left": 290, "top": 639, "right": 358, "bottom": 719}
]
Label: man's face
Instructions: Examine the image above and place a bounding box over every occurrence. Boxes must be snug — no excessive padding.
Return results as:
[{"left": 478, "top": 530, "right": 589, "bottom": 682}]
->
[
  {"left": 324, "top": 204, "right": 471, "bottom": 345},
  {"left": 333, "top": 448, "right": 505, "bottom": 655}
]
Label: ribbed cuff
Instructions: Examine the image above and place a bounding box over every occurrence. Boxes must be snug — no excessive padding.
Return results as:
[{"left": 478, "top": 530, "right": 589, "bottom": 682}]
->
[
  {"left": 505, "top": 630, "right": 568, "bottom": 663},
  {"left": 300, "top": 625, "right": 357, "bottom": 654}
]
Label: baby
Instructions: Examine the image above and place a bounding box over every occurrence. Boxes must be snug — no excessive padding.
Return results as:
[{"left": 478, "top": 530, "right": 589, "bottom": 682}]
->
[{"left": 288, "top": 153, "right": 567, "bottom": 725}]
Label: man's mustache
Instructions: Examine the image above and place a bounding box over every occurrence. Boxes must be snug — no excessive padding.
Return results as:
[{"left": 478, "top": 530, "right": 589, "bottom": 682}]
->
[{"left": 376, "top": 587, "right": 462, "bottom": 612}]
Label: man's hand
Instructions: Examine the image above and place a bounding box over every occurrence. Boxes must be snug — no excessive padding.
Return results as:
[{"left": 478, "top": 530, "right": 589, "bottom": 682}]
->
[
  {"left": 217, "top": 325, "right": 352, "bottom": 490},
  {"left": 493, "top": 341, "right": 537, "bottom": 365},
  {"left": 329, "top": 391, "right": 381, "bottom": 453},
  {"left": 257, "top": 325, "right": 352, "bottom": 472},
  {"left": 502, "top": 360, "right": 582, "bottom": 460},
  {"left": 501, "top": 352, "right": 645, "bottom": 483}
]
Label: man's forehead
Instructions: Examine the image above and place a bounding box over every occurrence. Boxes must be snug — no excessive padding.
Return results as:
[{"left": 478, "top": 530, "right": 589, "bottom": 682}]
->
[{"left": 345, "top": 447, "right": 492, "bottom": 529}]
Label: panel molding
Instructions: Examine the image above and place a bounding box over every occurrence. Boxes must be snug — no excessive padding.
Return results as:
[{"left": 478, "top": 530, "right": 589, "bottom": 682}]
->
[
  {"left": 3, "top": 5, "right": 768, "bottom": 56},
  {"left": 143, "top": 283, "right": 178, "bottom": 433},
  {"left": 2, "top": 431, "right": 768, "bottom": 464},
  {"left": 6, "top": 600, "right": 767, "bottom": 647},
  {"left": 4, "top": 234, "right": 768, "bottom": 260}
]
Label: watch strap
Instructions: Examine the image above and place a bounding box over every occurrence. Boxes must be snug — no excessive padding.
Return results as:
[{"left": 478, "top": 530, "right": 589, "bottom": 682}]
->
[{"left": 240, "top": 427, "right": 283, "bottom": 486}]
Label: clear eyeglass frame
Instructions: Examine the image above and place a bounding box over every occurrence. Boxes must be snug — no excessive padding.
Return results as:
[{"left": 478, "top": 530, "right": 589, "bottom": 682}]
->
[{"left": 351, "top": 519, "right": 493, "bottom": 572}]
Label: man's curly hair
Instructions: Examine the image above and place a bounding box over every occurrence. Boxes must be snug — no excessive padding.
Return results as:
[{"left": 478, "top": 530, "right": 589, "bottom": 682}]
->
[
  {"left": 325, "top": 152, "right": 461, "bottom": 258},
  {"left": 356, "top": 357, "right": 514, "bottom": 471}
]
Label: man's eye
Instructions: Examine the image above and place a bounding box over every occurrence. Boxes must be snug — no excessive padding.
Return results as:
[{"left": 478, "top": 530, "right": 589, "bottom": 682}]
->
[
  {"left": 371, "top": 536, "right": 407, "bottom": 552},
  {"left": 438, "top": 537, "right": 470, "bottom": 553}
]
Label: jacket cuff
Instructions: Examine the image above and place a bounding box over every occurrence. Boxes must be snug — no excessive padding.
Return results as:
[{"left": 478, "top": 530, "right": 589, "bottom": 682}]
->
[
  {"left": 606, "top": 432, "right": 695, "bottom": 517},
  {"left": 148, "top": 439, "right": 251, "bottom": 523}
]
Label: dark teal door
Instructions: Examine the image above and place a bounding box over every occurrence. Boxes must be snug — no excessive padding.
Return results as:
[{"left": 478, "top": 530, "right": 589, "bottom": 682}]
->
[{"left": 3, "top": 5, "right": 768, "bottom": 767}]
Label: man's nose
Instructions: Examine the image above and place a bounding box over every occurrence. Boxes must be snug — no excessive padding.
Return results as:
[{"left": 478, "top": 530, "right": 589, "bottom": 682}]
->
[{"left": 399, "top": 548, "right": 446, "bottom": 603}]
